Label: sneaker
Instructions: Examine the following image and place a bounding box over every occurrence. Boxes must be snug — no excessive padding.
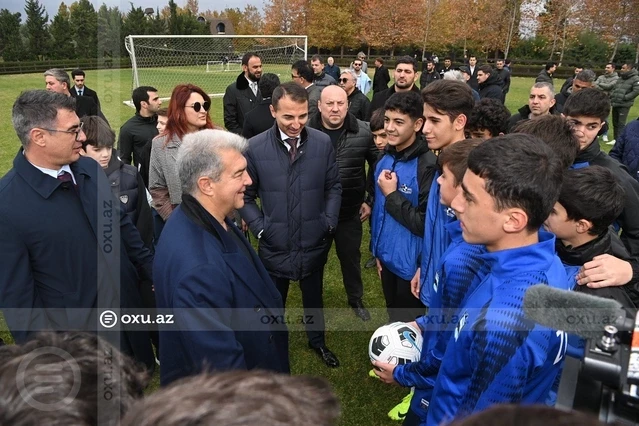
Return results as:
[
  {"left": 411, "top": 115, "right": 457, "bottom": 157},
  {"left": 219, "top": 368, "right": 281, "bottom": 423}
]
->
[
  {"left": 388, "top": 389, "right": 414, "bottom": 421},
  {"left": 369, "top": 368, "right": 380, "bottom": 379},
  {"left": 602, "top": 134, "right": 609, "bottom": 142},
  {"left": 606, "top": 139, "right": 616, "bottom": 145},
  {"left": 365, "top": 256, "right": 377, "bottom": 269}
]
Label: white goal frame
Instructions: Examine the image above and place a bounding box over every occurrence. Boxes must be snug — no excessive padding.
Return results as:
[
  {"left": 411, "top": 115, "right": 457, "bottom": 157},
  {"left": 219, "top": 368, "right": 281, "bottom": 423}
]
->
[{"left": 124, "top": 35, "right": 308, "bottom": 107}]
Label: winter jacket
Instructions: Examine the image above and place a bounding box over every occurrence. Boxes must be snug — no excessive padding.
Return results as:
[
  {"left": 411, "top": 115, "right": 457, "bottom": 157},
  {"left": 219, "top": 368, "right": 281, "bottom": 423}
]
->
[
  {"left": 118, "top": 113, "right": 158, "bottom": 186},
  {"left": 308, "top": 113, "right": 378, "bottom": 220},
  {"left": 324, "top": 64, "right": 341, "bottom": 81},
  {"left": 508, "top": 104, "right": 559, "bottom": 132},
  {"left": 535, "top": 70, "right": 553, "bottom": 86},
  {"left": 240, "top": 124, "right": 342, "bottom": 281},
  {"left": 419, "top": 70, "right": 440, "bottom": 90},
  {"left": 373, "top": 65, "right": 391, "bottom": 93},
  {"left": 611, "top": 69, "right": 639, "bottom": 108},
  {"left": 347, "top": 88, "right": 372, "bottom": 122},
  {"left": 478, "top": 73, "right": 505, "bottom": 103},
  {"left": 574, "top": 141, "right": 639, "bottom": 256},
  {"left": 595, "top": 72, "right": 619, "bottom": 94},
  {"left": 223, "top": 73, "right": 261, "bottom": 134},
  {"left": 495, "top": 67, "right": 511, "bottom": 94},
  {"left": 314, "top": 72, "right": 336, "bottom": 88},
  {"left": 610, "top": 119, "right": 639, "bottom": 182},
  {"left": 371, "top": 84, "right": 421, "bottom": 113}
]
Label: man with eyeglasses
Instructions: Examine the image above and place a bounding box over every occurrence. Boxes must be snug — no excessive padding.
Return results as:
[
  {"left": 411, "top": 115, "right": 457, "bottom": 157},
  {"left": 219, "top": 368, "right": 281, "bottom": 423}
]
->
[
  {"left": 44, "top": 68, "right": 108, "bottom": 124},
  {"left": 338, "top": 69, "right": 371, "bottom": 121},
  {"left": 0, "top": 90, "right": 156, "bottom": 371},
  {"left": 223, "top": 52, "right": 263, "bottom": 135},
  {"left": 351, "top": 58, "right": 372, "bottom": 96}
]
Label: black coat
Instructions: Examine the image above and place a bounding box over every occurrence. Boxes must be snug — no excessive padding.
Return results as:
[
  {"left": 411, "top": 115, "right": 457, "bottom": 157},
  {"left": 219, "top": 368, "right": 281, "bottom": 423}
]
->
[
  {"left": 242, "top": 99, "right": 276, "bottom": 139},
  {"left": 478, "top": 73, "right": 505, "bottom": 103},
  {"left": 373, "top": 65, "right": 391, "bottom": 93},
  {"left": 468, "top": 65, "right": 479, "bottom": 91},
  {"left": 118, "top": 113, "right": 158, "bottom": 187},
  {"left": 70, "top": 85, "right": 100, "bottom": 109},
  {"left": 223, "top": 73, "right": 261, "bottom": 134},
  {"left": 371, "top": 84, "right": 421, "bottom": 113},
  {"left": 239, "top": 124, "right": 342, "bottom": 280},
  {"left": 0, "top": 152, "right": 155, "bottom": 369},
  {"left": 308, "top": 112, "right": 378, "bottom": 220},
  {"left": 347, "top": 88, "right": 372, "bottom": 122},
  {"left": 419, "top": 70, "right": 440, "bottom": 89},
  {"left": 495, "top": 68, "right": 511, "bottom": 94}
]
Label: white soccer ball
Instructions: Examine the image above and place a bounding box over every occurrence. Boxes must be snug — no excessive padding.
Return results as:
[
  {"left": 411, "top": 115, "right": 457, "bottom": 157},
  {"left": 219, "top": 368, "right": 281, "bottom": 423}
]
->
[{"left": 369, "top": 322, "right": 422, "bottom": 366}]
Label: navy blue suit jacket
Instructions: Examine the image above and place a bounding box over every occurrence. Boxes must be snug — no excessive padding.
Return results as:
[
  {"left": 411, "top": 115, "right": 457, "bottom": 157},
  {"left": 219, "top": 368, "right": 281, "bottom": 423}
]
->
[
  {"left": 0, "top": 151, "right": 154, "bottom": 365},
  {"left": 153, "top": 206, "right": 290, "bottom": 386}
]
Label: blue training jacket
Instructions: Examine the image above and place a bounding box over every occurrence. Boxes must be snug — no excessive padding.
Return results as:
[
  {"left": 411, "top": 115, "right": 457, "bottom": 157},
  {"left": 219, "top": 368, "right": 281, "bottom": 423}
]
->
[
  {"left": 371, "top": 153, "right": 422, "bottom": 280},
  {"left": 426, "top": 231, "right": 573, "bottom": 426},
  {"left": 394, "top": 220, "right": 486, "bottom": 421},
  {"left": 419, "top": 175, "right": 457, "bottom": 306}
]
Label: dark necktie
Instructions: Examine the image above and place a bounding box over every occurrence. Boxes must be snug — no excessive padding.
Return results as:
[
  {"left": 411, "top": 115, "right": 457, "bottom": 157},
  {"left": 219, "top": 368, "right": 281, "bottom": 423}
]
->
[
  {"left": 78, "top": 90, "right": 83, "bottom": 96},
  {"left": 57, "top": 171, "right": 77, "bottom": 192},
  {"left": 285, "top": 138, "right": 298, "bottom": 162}
]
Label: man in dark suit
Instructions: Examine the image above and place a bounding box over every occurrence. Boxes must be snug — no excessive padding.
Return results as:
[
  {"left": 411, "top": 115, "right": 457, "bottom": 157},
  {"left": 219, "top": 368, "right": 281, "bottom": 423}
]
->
[
  {"left": 70, "top": 69, "right": 101, "bottom": 108},
  {"left": 153, "top": 129, "right": 290, "bottom": 385},
  {"left": 44, "top": 68, "right": 108, "bottom": 124},
  {"left": 242, "top": 73, "right": 280, "bottom": 138},
  {"left": 223, "top": 52, "right": 262, "bottom": 134},
  {"left": 467, "top": 55, "right": 480, "bottom": 91},
  {"left": 0, "top": 90, "right": 153, "bottom": 369}
]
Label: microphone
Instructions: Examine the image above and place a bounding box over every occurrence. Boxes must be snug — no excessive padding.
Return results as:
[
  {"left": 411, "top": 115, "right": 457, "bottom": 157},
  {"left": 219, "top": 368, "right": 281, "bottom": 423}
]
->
[{"left": 523, "top": 284, "right": 632, "bottom": 340}]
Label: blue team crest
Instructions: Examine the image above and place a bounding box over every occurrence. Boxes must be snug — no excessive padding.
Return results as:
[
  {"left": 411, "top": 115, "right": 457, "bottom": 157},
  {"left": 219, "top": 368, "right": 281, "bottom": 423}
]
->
[
  {"left": 454, "top": 311, "right": 469, "bottom": 341},
  {"left": 399, "top": 184, "right": 412, "bottom": 195},
  {"left": 433, "top": 271, "right": 439, "bottom": 293}
]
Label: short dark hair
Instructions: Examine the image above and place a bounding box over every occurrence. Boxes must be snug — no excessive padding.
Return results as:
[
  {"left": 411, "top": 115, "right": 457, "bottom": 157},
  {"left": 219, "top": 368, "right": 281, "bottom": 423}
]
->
[
  {"left": 559, "top": 166, "right": 625, "bottom": 236},
  {"left": 444, "top": 56, "right": 452, "bottom": 61},
  {"left": 0, "top": 332, "right": 148, "bottom": 426},
  {"left": 395, "top": 55, "right": 418, "bottom": 72},
  {"left": 80, "top": 115, "right": 115, "bottom": 149},
  {"left": 272, "top": 82, "right": 308, "bottom": 110},
  {"left": 12, "top": 90, "right": 76, "bottom": 148},
  {"left": 469, "top": 55, "right": 477, "bottom": 60},
  {"left": 384, "top": 91, "right": 424, "bottom": 122},
  {"left": 292, "top": 60, "right": 314, "bottom": 83},
  {"left": 438, "top": 138, "right": 484, "bottom": 185},
  {"left": 545, "top": 62, "right": 557, "bottom": 71},
  {"left": 478, "top": 64, "right": 493, "bottom": 74},
  {"left": 467, "top": 98, "right": 510, "bottom": 137},
  {"left": 563, "top": 88, "right": 611, "bottom": 121},
  {"left": 311, "top": 54, "right": 323, "bottom": 63},
  {"left": 447, "top": 404, "right": 604, "bottom": 426},
  {"left": 132, "top": 85, "right": 158, "bottom": 113},
  {"left": 421, "top": 80, "right": 475, "bottom": 123},
  {"left": 607, "top": 62, "right": 616, "bottom": 69},
  {"left": 241, "top": 52, "right": 261, "bottom": 66},
  {"left": 467, "top": 134, "right": 563, "bottom": 231},
  {"left": 505, "top": 59, "right": 512, "bottom": 65},
  {"left": 575, "top": 69, "right": 596, "bottom": 83},
  {"left": 621, "top": 62, "right": 637, "bottom": 69},
  {"left": 71, "top": 69, "right": 85, "bottom": 78},
  {"left": 426, "top": 59, "right": 435, "bottom": 66},
  {"left": 370, "top": 108, "right": 385, "bottom": 132},
  {"left": 512, "top": 115, "right": 580, "bottom": 169},
  {"left": 258, "top": 73, "right": 281, "bottom": 98},
  {"left": 375, "top": 57, "right": 384, "bottom": 65},
  {"left": 121, "top": 370, "right": 340, "bottom": 426}
]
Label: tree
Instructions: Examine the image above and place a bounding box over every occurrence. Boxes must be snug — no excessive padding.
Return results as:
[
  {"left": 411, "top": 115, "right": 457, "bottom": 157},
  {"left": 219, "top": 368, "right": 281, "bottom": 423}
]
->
[
  {"left": 0, "top": 9, "right": 25, "bottom": 61},
  {"left": 185, "top": 0, "right": 199, "bottom": 16},
  {"left": 147, "top": 8, "right": 167, "bottom": 35},
  {"left": 49, "top": 3, "right": 74, "bottom": 59},
  {"left": 307, "top": 0, "right": 358, "bottom": 54},
  {"left": 97, "top": 5, "right": 123, "bottom": 58},
  {"left": 24, "top": 0, "right": 50, "bottom": 60},
  {"left": 123, "top": 4, "right": 148, "bottom": 36},
  {"left": 69, "top": 0, "right": 98, "bottom": 59},
  {"left": 359, "top": 0, "right": 414, "bottom": 56},
  {"left": 263, "top": 0, "right": 308, "bottom": 34}
]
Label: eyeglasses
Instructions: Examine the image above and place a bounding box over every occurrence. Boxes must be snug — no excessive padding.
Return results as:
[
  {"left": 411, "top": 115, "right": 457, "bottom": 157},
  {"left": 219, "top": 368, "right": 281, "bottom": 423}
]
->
[
  {"left": 339, "top": 78, "right": 351, "bottom": 84},
  {"left": 41, "top": 121, "right": 84, "bottom": 141},
  {"left": 186, "top": 101, "right": 211, "bottom": 112}
]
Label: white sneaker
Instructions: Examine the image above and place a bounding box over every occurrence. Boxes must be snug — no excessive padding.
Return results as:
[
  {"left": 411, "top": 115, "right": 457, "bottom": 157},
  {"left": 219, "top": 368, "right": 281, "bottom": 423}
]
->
[{"left": 605, "top": 139, "right": 616, "bottom": 145}]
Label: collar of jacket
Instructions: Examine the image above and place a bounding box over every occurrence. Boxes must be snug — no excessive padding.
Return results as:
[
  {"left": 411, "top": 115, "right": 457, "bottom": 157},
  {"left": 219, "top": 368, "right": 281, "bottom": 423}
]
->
[
  {"left": 575, "top": 138, "right": 601, "bottom": 163},
  {"left": 347, "top": 88, "right": 362, "bottom": 99},
  {"left": 308, "top": 111, "right": 358, "bottom": 134},
  {"left": 134, "top": 112, "right": 158, "bottom": 124},
  {"left": 620, "top": 69, "right": 638, "bottom": 79},
  {"left": 516, "top": 104, "right": 559, "bottom": 117},
  {"left": 104, "top": 154, "right": 121, "bottom": 176},
  {"left": 270, "top": 122, "right": 310, "bottom": 147},
  {"left": 389, "top": 84, "right": 421, "bottom": 95},
  {"left": 181, "top": 193, "right": 233, "bottom": 249},
  {"left": 555, "top": 230, "right": 612, "bottom": 266},
  {"left": 235, "top": 72, "right": 251, "bottom": 90},
  {"left": 383, "top": 133, "right": 429, "bottom": 161}
]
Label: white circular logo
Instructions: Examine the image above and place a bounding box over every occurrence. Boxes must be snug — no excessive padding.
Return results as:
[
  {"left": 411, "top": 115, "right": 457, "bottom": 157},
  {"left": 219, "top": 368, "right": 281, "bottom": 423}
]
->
[
  {"left": 16, "top": 347, "right": 81, "bottom": 412},
  {"left": 99, "top": 310, "right": 118, "bottom": 328}
]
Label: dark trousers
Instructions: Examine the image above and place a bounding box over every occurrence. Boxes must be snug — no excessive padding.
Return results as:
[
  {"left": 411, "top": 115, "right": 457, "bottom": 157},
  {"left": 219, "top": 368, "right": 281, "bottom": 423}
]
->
[
  {"left": 612, "top": 106, "right": 631, "bottom": 140},
  {"left": 333, "top": 214, "right": 364, "bottom": 305},
  {"left": 380, "top": 263, "right": 425, "bottom": 323},
  {"left": 270, "top": 269, "right": 326, "bottom": 348},
  {"left": 402, "top": 408, "right": 421, "bottom": 426}
]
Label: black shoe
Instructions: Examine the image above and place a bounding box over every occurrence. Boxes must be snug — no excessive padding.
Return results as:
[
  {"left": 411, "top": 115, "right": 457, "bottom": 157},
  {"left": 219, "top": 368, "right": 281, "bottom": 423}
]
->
[
  {"left": 364, "top": 256, "right": 377, "bottom": 269},
  {"left": 350, "top": 300, "right": 371, "bottom": 321},
  {"left": 310, "top": 344, "right": 340, "bottom": 368}
]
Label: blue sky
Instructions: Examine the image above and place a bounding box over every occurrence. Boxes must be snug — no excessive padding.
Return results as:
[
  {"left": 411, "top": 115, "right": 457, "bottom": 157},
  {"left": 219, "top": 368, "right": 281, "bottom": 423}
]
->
[{"left": 6, "top": 0, "right": 263, "bottom": 19}]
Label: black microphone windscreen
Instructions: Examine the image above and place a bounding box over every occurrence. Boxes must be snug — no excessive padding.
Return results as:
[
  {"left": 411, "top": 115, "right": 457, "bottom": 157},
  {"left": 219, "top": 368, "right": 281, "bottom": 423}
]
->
[{"left": 523, "top": 284, "right": 627, "bottom": 340}]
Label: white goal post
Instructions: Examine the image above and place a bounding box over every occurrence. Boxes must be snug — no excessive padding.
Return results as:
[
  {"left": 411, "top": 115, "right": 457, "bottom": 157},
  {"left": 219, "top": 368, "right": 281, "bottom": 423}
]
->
[{"left": 124, "top": 35, "right": 308, "bottom": 106}]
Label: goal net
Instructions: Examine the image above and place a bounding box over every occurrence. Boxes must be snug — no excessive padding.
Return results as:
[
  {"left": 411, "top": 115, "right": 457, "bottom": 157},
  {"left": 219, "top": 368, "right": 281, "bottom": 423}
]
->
[{"left": 124, "top": 35, "right": 307, "bottom": 105}]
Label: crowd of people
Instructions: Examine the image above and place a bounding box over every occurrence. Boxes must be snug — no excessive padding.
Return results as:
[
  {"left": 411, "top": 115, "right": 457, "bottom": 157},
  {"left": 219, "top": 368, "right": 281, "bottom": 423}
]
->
[{"left": 1, "top": 52, "right": 639, "bottom": 425}]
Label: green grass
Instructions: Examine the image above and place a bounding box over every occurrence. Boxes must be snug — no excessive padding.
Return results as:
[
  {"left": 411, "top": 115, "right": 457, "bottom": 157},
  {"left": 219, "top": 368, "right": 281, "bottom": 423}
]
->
[{"left": 1, "top": 70, "right": 638, "bottom": 425}]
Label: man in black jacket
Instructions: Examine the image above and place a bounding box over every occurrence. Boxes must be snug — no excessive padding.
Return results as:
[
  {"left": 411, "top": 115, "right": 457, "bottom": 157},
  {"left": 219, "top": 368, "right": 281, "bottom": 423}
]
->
[
  {"left": 308, "top": 86, "right": 378, "bottom": 321},
  {"left": 339, "top": 69, "right": 372, "bottom": 121},
  {"left": 371, "top": 56, "right": 421, "bottom": 113},
  {"left": 564, "top": 88, "right": 639, "bottom": 257},
  {"left": 70, "top": 69, "right": 101, "bottom": 109},
  {"left": 44, "top": 68, "right": 107, "bottom": 123},
  {"left": 242, "top": 73, "right": 280, "bottom": 138},
  {"left": 373, "top": 57, "right": 391, "bottom": 93},
  {"left": 419, "top": 59, "right": 440, "bottom": 89},
  {"left": 477, "top": 65, "right": 505, "bottom": 103},
  {"left": 239, "top": 82, "right": 342, "bottom": 368},
  {"left": 223, "top": 52, "right": 262, "bottom": 134},
  {"left": 118, "top": 86, "right": 161, "bottom": 187},
  {"left": 495, "top": 59, "right": 511, "bottom": 98}
]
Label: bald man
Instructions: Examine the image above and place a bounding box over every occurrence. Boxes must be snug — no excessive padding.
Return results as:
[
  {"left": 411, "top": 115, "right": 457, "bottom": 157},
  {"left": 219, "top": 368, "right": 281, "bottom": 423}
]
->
[{"left": 308, "top": 85, "right": 379, "bottom": 321}]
